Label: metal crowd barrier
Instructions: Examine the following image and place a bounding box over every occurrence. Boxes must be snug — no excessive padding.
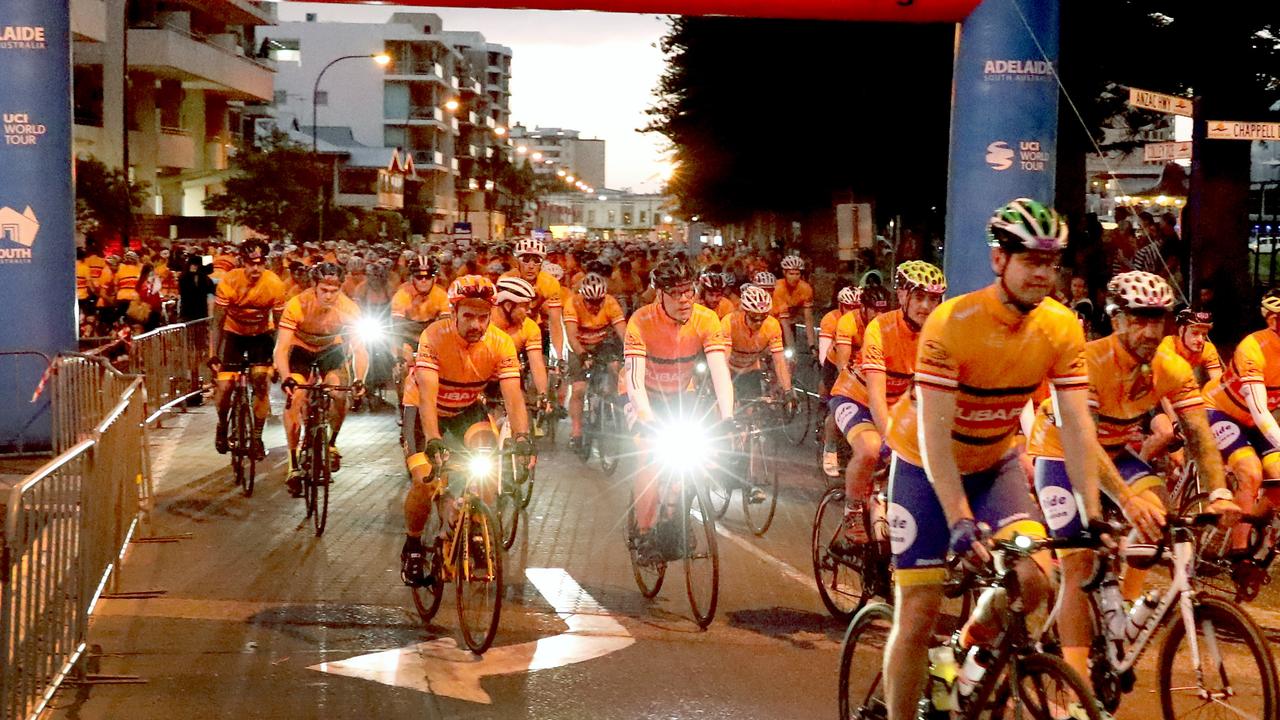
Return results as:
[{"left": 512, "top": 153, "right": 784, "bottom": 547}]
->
[
  {"left": 1, "top": 374, "right": 148, "bottom": 720},
  {"left": 127, "top": 318, "right": 209, "bottom": 424}
]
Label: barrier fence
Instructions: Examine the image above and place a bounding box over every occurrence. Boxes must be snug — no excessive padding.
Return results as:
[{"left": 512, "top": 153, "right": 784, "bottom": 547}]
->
[{"left": 126, "top": 318, "right": 209, "bottom": 424}]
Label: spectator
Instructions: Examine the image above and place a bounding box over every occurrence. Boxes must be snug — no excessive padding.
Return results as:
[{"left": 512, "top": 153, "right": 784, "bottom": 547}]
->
[{"left": 178, "top": 251, "right": 215, "bottom": 322}]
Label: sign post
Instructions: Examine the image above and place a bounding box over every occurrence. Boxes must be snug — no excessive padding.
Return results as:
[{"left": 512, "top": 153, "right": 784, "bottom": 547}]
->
[
  {"left": 1143, "top": 141, "right": 1193, "bottom": 163},
  {"left": 0, "top": 0, "right": 75, "bottom": 452},
  {"left": 1127, "top": 87, "right": 1194, "bottom": 117},
  {"left": 1206, "top": 121, "right": 1280, "bottom": 141},
  {"left": 944, "top": 0, "right": 1060, "bottom": 294}
]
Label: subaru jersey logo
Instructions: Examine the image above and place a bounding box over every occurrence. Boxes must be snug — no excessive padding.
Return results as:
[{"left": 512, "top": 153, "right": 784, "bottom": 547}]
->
[{"left": 986, "top": 141, "right": 1014, "bottom": 171}]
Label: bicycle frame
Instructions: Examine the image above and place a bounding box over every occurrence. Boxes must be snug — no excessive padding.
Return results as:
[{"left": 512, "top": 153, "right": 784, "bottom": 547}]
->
[{"left": 429, "top": 445, "right": 506, "bottom": 576}]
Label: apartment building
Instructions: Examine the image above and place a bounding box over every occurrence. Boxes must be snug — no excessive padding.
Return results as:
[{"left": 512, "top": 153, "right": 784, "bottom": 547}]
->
[
  {"left": 509, "top": 124, "right": 606, "bottom": 191},
  {"left": 259, "top": 13, "right": 513, "bottom": 233},
  {"left": 72, "top": 0, "right": 276, "bottom": 237},
  {"left": 544, "top": 190, "right": 676, "bottom": 242}
]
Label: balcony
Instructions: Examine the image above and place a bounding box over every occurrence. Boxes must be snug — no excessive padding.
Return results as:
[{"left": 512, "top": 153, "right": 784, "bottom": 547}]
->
[
  {"left": 385, "top": 60, "right": 448, "bottom": 85},
  {"left": 387, "top": 106, "right": 446, "bottom": 127},
  {"left": 72, "top": 0, "right": 107, "bottom": 43},
  {"left": 411, "top": 149, "right": 446, "bottom": 170},
  {"left": 130, "top": 127, "right": 196, "bottom": 170},
  {"left": 206, "top": 140, "right": 230, "bottom": 171},
  {"left": 128, "top": 26, "right": 273, "bottom": 101}
]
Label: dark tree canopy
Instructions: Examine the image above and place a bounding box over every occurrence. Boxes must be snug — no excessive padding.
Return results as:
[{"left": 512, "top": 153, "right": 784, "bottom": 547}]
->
[{"left": 204, "top": 130, "right": 329, "bottom": 242}]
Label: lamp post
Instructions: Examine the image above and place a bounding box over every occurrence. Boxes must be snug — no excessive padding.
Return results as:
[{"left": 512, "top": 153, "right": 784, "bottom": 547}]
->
[{"left": 312, "top": 52, "right": 390, "bottom": 244}]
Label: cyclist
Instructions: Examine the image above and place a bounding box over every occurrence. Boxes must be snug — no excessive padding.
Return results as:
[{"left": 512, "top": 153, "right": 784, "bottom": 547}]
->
[
  {"left": 774, "top": 255, "right": 816, "bottom": 353},
  {"left": 1025, "top": 270, "right": 1238, "bottom": 682},
  {"left": 880, "top": 199, "right": 1098, "bottom": 720},
  {"left": 751, "top": 271, "right": 786, "bottom": 323},
  {"left": 391, "top": 256, "right": 450, "bottom": 350},
  {"left": 209, "top": 239, "right": 286, "bottom": 460},
  {"left": 400, "top": 275, "right": 534, "bottom": 587},
  {"left": 822, "top": 285, "right": 891, "bottom": 477},
  {"left": 490, "top": 276, "right": 550, "bottom": 405},
  {"left": 502, "top": 237, "right": 565, "bottom": 364},
  {"left": 274, "top": 263, "right": 368, "bottom": 497},
  {"left": 830, "top": 261, "right": 944, "bottom": 551},
  {"left": 625, "top": 257, "right": 734, "bottom": 562},
  {"left": 722, "top": 284, "right": 792, "bottom": 503},
  {"left": 696, "top": 264, "right": 735, "bottom": 319},
  {"left": 1160, "top": 307, "right": 1222, "bottom": 385},
  {"left": 1202, "top": 288, "right": 1280, "bottom": 553},
  {"left": 565, "top": 273, "right": 627, "bottom": 452}
]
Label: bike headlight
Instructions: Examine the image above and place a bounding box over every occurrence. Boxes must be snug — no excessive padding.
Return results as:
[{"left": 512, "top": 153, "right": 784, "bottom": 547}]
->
[
  {"left": 652, "top": 418, "right": 713, "bottom": 473},
  {"left": 467, "top": 453, "right": 494, "bottom": 479},
  {"left": 355, "top": 316, "right": 384, "bottom": 345},
  {"left": 695, "top": 361, "right": 707, "bottom": 374},
  {"left": 784, "top": 348, "right": 794, "bottom": 360}
]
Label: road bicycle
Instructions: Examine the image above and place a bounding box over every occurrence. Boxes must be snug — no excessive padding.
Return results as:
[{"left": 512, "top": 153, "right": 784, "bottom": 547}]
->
[
  {"left": 840, "top": 533, "right": 1106, "bottom": 720},
  {"left": 287, "top": 362, "right": 357, "bottom": 537},
  {"left": 811, "top": 476, "right": 892, "bottom": 622},
  {"left": 224, "top": 352, "right": 268, "bottom": 497},
  {"left": 493, "top": 410, "right": 536, "bottom": 551},
  {"left": 709, "top": 392, "right": 781, "bottom": 536},
  {"left": 409, "top": 442, "right": 514, "bottom": 654},
  {"left": 574, "top": 355, "right": 625, "bottom": 476},
  {"left": 1039, "top": 514, "right": 1278, "bottom": 719},
  {"left": 625, "top": 420, "right": 722, "bottom": 629},
  {"left": 782, "top": 347, "right": 820, "bottom": 446}
]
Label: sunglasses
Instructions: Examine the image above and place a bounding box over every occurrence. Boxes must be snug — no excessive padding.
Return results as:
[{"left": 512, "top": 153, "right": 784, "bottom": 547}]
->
[
  {"left": 519, "top": 255, "right": 542, "bottom": 264},
  {"left": 746, "top": 312, "right": 769, "bottom": 323},
  {"left": 413, "top": 273, "right": 433, "bottom": 280}
]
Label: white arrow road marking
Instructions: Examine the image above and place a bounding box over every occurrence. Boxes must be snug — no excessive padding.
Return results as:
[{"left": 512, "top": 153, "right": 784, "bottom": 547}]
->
[{"left": 309, "top": 567, "right": 634, "bottom": 704}]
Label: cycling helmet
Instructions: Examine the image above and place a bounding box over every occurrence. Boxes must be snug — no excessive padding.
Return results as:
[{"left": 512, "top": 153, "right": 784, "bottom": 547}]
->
[
  {"left": 409, "top": 255, "right": 438, "bottom": 277},
  {"left": 367, "top": 264, "right": 388, "bottom": 282},
  {"left": 896, "top": 260, "right": 947, "bottom": 294},
  {"left": 781, "top": 255, "right": 804, "bottom": 271},
  {"left": 752, "top": 271, "right": 777, "bottom": 290},
  {"left": 346, "top": 257, "right": 365, "bottom": 273},
  {"left": 987, "top": 198, "right": 1069, "bottom": 252},
  {"left": 240, "top": 239, "right": 269, "bottom": 260},
  {"left": 739, "top": 285, "right": 774, "bottom": 314},
  {"left": 580, "top": 273, "right": 608, "bottom": 301},
  {"left": 699, "top": 265, "right": 728, "bottom": 292},
  {"left": 651, "top": 257, "right": 696, "bottom": 291},
  {"left": 1175, "top": 307, "right": 1213, "bottom": 327},
  {"left": 542, "top": 261, "right": 565, "bottom": 281},
  {"left": 122, "top": 250, "right": 139, "bottom": 264},
  {"left": 447, "top": 275, "right": 496, "bottom": 306},
  {"left": 494, "top": 276, "right": 536, "bottom": 305},
  {"left": 311, "top": 262, "right": 345, "bottom": 283},
  {"left": 1262, "top": 288, "right": 1280, "bottom": 318},
  {"left": 1106, "top": 271, "right": 1175, "bottom": 314},
  {"left": 861, "top": 285, "right": 892, "bottom": 310},
  {"left": 837, "top": 286, "right": 861, "bottom": 308},
  {"left": 514, "top": 237, "right": 546, "bottom": 259}
]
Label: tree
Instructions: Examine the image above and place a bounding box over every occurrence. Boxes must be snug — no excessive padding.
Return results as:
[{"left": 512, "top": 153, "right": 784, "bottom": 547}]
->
[
  {"left": 204, "top": 130, "right": 330, "bottom": 242},
  {"left": 75, "top": 156, "right": 147, "bottom": 240}
]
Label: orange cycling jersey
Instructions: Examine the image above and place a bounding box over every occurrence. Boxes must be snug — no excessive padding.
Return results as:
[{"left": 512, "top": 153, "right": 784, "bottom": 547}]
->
[
  {"left": 722, "top": 310, "right": 784, "bottom": 373},
  {"left": 1158, "top": 334, "right": 1222, "bottom": 380},
  {"left": 1202, "top": 329, "right": 1280, "bottom": 426},
  {"left": 773, "top": 279, "right": 813, "bottom": 319},
  {"left": 114, "top": 264, "right": 141, "bottom": 301},
  {"left": 278, "top": 289, "right": 361, "bottom": 351},
  {"left": 887, "top": 286, "right": 1088, "bottom": 474},
  {"left": 833, "top": 310, "right": 868, "bottom": 372},
  {"left": 623, "top": 302, "right": 729, "bottom": 395},
  {"left": 415, "top": 319, "right": 522, "bottom": 417},
  {"left": 819, "top": 308, "right": 844, "bottom": 364},
  {"left": 698, "top": 296, "right": 735, "bottom": 319},
  {"left": 501, "top": 269, "right": 562, "bottom": 325},
  {"left": 831, "top": 310, "right": 918, "bottom": 406},
  {"left": 76, "top": 261, "right": 90, "bottom": 300},
  {"left": 215, "top": 268, "right": 287, "bottom": 336},
  {"left": 564, "top": 292, "right": 625, "bottom": 347},
  {"left": 390, "top": 282, "right": 450, "bottom": 323},
  {"left": 491, "top": 309, "right": 543, "bottom": 355},
  {"left": 1027, "top": 334, "right": 1203, "bottom": 458}
]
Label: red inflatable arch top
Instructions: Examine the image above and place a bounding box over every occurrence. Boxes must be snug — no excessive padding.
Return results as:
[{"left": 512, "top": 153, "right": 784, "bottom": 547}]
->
[{"left": 293, "top": 0, "right": 983, "bottom": 23}]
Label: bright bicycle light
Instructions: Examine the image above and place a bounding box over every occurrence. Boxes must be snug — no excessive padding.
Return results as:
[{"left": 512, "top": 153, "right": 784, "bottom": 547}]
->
[
  {"left": 652, "top": 418, "right": 713, "bottom": 474},
  {"left": 1014, "top": 534, "right": 1034, "bottom": 550},
  {"left": 355, "top": 315, "right": 384, "bottom": 345},
  {"left": 784, "top": 348, "right": 794, "bottom": 360},
  {"left": 695, "top": 361, "right": 707, "bottom": 373},
  {"left": 467, "top": 453, "right": 494, "bottom": 479}
]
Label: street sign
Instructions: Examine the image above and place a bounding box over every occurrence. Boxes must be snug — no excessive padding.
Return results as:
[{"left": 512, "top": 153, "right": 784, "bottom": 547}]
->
[
  {"left": 1127, "top": 87, "right": 1194, "bottom": 117},
  {"left": 310, "top": 568, "right": 633, "bottom": 703},
  {"left": 1143, "top": 141, "right": 1192, "bottom": 162},
  {"left": 1207, "top": 120, "right": 1280, "bottom": 141}
]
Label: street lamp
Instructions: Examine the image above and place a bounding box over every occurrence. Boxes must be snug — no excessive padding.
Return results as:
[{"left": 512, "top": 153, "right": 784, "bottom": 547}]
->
[
  {"left": 517, "top": 145, "right": 528, "bottom": 154},
  {"left": 444, "top": 98, "right": 460, "bottom": 111},
  {"left": 313, "top": 52, "right": 390, "bottom": 243}
]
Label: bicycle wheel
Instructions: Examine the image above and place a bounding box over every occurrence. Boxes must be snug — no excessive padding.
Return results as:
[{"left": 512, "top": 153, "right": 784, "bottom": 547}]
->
[
  {"left": 682, "top": 479, "right": 719, "bottom": 629},
  {"left": 311, "top": 425, "right": 331, "bottom": 536},
  {"left": 577, "top": 396, "right": 595, "bottom": 462},
  {"left": 497, "top": 454, "right": 520, "bottom": 551},
  {"left": 228, "top": 389, "right": 245, "bottom": 488},
  {"left": 1158, "top": 594, "right": 1278, "bottom": 720},
  {"left": 812, "top": 486, "right": 868, "bottom": 622},
  {"left": 238, "top": 393, "right": 256, "bottom": 497},
  {"left": 517, "top": 450, "right": 536, "bottom": 509},
  {"left": 456, "top": 498, "right": 503, "bottom": 654},
  {"left": 839, "top": 602, "right": 893, "bottom": 720},
  {"left": 626, "top": 489, "right": 665, "bottom": 598},
  {"left": 784, "top": 390, "right": 812, "bottom": 445},
  {"left": 300, "top": 437, "right": 315, "bottom": 518},
  {"left": 706, "top": 470, "right": 734, "bottom": 520},
  {"left": 986, "top": 653, "right": 1104, "bottom": 720},
  {"left": 743, "top": 429, "right": 779, "bottom": 536},
  {"left": 598, "top": 400, "right": 623, "bottom": 476},
  {"left": 410, "top": 540, "right": 445, "bottom": 624}
]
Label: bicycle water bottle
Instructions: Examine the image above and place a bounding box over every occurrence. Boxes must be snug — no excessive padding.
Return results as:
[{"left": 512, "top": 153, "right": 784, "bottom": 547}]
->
[
  {"left": 927, "top": 645, "right": 958, "bottom": 711},
  {"left": 1097, "top": 577, "right": 1127, "bottom": 639},
  {"left": 957, "top": 645, "right": 989, "bottom": 698},
  {"left": 1124, "top": 591, "right": 1158, "bottom": 642}
]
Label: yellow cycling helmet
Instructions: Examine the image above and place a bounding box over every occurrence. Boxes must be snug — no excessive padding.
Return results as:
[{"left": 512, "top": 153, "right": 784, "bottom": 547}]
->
[{"left": 895, "top": 260, "right": 947, "bottom": 294}]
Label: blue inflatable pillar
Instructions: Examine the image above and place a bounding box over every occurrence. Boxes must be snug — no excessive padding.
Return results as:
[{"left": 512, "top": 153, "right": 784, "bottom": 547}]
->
[
  {"left": 944, "top": 0, "right": 1060, "bottom": 294},
  {"left": 0, "top": 0, "right": 76, "bottom": 451}
]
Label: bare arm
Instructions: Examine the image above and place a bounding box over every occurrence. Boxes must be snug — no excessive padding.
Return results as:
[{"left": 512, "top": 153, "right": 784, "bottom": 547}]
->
[
  {"left": 547, "top": 307, "right": 566, "bottom": 361},
  {"left": 1177, "top": 407, "right": 1228, "bottom": 492},
  {"left": 865, "top": 371, "right": 890, "bottom": 436},
  {"left": 415, "top": 366, "right": 442, "bottom": 441},
  {"left": 565, "top": 321, "right": 586, "bottom": 356},
  {"left": 272, "top": 327, "right": 295, "bottom": 382},
  {"left": 527, "top": 347, "right": 549, "bottom": 396},
  {"left": 803, "top": 308, "right": 816, "bottom": 349},
  {"left": 1055, "top": 387, "right": 1102, "bottom": 520},
  {"left": 500, "top": 376, "right": 529, "bottom": 435},
  {"left": 770, "top": 349, "right": 792, "bottom": 392},
  {"left": 209, "top": 304, "right": 226, "bottom": 359},
  {"left": 916, "top": 385, "right": 971, "bottom": 525}
]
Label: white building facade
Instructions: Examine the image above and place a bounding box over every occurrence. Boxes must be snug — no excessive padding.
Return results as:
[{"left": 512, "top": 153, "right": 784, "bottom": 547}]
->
[{"left": 509, "top": 125, "right": 606, "bottom": 191}]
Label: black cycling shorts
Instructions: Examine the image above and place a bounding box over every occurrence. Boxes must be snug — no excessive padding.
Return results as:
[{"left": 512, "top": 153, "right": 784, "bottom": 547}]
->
[
  {"left": 221, "top": 331, "right": 275, "bottom": 370},
  {"left": 288, "top": 344, "right": 349, "bottom": 379},
  {"left": 568, "top": 337, "right": 622, "bottom": 383}
]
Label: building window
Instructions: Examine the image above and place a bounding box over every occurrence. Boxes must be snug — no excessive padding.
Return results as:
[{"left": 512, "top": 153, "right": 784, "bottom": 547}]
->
[
  {"left": 639, "top": 210, "right": 647, "bottom": 226},
  {"left": 607, "top": 210, "right": 615, "bottom": 225},
  {"left": 314, "top": 91, "right": 328, "bottom": 107},
  {"left": 587, "top": 209, "right": 596, "bottom": 224},
  {"left": 273, "top": 90, "right": 287, "bottom": 106},
  {"left": 266, "top": 38, "right": 301, "bottom": 64}
]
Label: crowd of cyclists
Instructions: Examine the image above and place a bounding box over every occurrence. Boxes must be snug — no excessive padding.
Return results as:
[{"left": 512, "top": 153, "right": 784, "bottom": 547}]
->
[{"left": 183, "top": 194, "right": 1280, "bottom": 718}]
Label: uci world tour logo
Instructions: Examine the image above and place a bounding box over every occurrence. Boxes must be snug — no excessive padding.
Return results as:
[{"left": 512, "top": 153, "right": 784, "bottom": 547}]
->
[
  {"left": 986, "top": 141, "right": 1014, "bottom": 171},
  {"left": 0, "top": 26, "right": 46, "bottom": 50},
  {"left": 0, "top": 206, "right": 38, "bottom": 264}
]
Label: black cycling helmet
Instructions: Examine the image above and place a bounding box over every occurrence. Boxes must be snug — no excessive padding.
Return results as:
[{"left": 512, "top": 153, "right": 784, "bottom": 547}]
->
[
  {"left": 650, "top": 257, "right": 696, "bottom": 291},
  {"left": 1175, "top": 307, "right": 1213, "bottom": 328},
  {"left": 409, "top": 254, "right": 439, "bottom": 277},
  {"left": 860, "top": 284, "right": 892, "bottom": 311},
  {"left": 311, "top": 262, "right": 345, "bottom": 284},
  {"left": 240, "top": 238, "right": 269, "bottom": 260},
  {"left": 699, "top": 264, "right": 728, "bottom": 292}
]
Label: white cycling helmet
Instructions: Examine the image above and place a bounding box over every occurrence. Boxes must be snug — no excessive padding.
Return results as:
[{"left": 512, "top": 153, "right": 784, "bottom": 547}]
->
[
  {"left": 752, "top": 271, "right": 777, "bottom": 289},
  {"left": 542, "top": 261, "right": 565, "bottom": 281},
  {"left": 837, "top": 286, "right": 860, "bottom": 307},
  {"left": 494, "top": 276, "right": 536, "bottom": 305},
  {"left": 781, "top": 255, "right": 804, "bottom": 271},
  {"left": 514, "top": 237, "right": 546, "bottom": 259},
  {"left": 740, "top": 285, "right": 774, "bottom": 314},
  {"left": 1106, "top": 271, "right": 1175, "bottom": 314},
  {"left": 580, "top": 273, "right": 608, "bottom": 301}
]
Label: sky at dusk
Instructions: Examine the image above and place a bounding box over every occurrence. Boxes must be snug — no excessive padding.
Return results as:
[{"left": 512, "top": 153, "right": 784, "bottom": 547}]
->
[{"left": 272, "top": 2, "right": 672, "bottom": 193}]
